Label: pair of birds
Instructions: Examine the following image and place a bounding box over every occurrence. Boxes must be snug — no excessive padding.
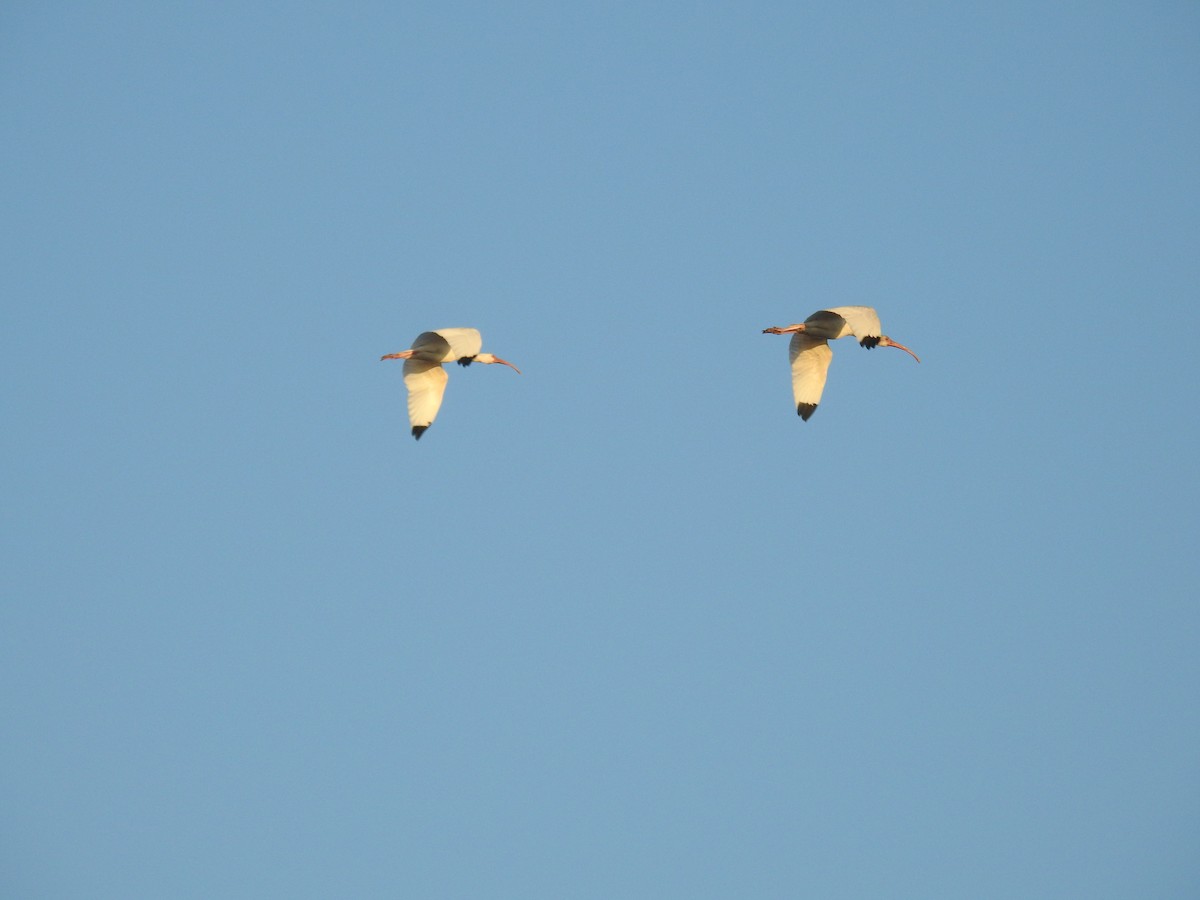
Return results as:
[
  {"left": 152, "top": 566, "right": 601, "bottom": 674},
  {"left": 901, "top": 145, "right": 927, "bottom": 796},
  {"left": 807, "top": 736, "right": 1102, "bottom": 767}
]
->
[{"left": 381, "top": 306, "right": 920, "bottom": 439}]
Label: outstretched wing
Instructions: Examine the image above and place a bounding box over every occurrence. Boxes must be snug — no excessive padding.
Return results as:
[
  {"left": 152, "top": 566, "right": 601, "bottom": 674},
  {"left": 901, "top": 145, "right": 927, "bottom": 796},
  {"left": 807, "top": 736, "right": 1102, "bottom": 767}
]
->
[
  {"left": 789, "top": 333, "right": 833, "bottom": 420},
  {"left": 403, "top": 359, "right": 449, "bottom": 439}
]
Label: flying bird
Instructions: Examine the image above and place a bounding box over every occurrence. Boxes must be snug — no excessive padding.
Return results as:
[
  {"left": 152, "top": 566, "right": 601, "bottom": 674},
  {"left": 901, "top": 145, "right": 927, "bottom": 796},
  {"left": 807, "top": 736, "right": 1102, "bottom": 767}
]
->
[
  {"left": 380, "top": 327, "right": 520, "bottom": 439},
  {"left": 762, "top": 306, "right": 919, "bottom": 420}
]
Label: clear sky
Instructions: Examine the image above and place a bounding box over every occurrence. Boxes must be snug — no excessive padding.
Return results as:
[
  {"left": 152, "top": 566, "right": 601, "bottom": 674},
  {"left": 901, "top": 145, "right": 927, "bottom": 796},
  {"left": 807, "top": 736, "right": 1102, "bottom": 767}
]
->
[{"left": 3, "top": 2, "right": 1198, "bottom": 897}]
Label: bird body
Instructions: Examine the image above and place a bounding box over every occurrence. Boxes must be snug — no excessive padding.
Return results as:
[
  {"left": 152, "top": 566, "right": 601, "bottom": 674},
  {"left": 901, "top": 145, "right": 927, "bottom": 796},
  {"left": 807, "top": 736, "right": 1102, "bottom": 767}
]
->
[
  {"left": 403, "top": 327, "right": 483, "bottom": 364},
  {"left": 381, "top": 327, "right": 520, "bottom": 439},
  {"left": 762, "top": 306, "right": 919, "bottom": 420}
]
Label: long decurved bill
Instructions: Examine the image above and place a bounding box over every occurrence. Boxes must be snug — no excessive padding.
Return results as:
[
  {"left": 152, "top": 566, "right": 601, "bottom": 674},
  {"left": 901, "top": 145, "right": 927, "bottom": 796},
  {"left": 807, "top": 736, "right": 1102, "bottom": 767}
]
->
[
  {"left": 881, "top": 338, "right": 920, "bottom": 363},
  {"left": 380, "top": 350, "right": 415, "bottom": 361},
  {"left": 492, "top": 357, "right": 522, "bottom": 375}
]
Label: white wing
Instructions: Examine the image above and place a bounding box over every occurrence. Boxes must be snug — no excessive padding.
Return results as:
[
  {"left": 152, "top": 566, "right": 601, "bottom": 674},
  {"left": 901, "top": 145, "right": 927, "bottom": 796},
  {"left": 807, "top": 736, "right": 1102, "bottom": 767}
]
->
[
  {"left": 789, "top": 333, "right": 833, "bottom": 420},
  {"left": 819, "top": 306, "right": 882, "bottom": 340},
  {"left": 403, "top": 358, "right": 449, "bottom": 435},
  {"left": 429, "top": 328, "right": 483, "bottom": 361}
]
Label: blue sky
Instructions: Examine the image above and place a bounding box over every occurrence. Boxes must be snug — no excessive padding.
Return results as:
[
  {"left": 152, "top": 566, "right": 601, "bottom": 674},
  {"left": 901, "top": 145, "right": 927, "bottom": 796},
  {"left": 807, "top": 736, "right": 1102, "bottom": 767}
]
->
[{"left": 3, "top": 2, "right": 1198, "bottom": 897}]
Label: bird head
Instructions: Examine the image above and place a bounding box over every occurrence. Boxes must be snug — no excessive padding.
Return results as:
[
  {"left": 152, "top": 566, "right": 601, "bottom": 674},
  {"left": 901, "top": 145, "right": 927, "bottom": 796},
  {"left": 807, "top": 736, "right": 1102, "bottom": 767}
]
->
[{"left": 474, "top": 353, "right": 522, "bottom": 374}]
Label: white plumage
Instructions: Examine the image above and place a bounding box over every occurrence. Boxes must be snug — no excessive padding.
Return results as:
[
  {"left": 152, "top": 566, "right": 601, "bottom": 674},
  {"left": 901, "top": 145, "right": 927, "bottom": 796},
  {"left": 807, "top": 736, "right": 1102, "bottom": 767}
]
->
[
  {"left": 762, "top": 306, "right": 919, "bottom": 420},
  {"left": 381, "top": 328, "right": 520, "bottom": 439}
]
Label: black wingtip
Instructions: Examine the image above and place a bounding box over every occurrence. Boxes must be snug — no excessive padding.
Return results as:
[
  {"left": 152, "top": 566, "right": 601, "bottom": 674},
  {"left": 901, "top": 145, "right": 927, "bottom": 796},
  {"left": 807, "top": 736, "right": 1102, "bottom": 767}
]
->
[
  {"left": 797, "top": 403, "right": 817, "bottom": 421},
  {"left": 859, "top": 336, "right": 881, "bottom": 349},
  {"left": 456, "top": 356, "right": 476, "bottom": 367},
  {"left": 412, "top": 425, "right": 429, "bottom": 440}
]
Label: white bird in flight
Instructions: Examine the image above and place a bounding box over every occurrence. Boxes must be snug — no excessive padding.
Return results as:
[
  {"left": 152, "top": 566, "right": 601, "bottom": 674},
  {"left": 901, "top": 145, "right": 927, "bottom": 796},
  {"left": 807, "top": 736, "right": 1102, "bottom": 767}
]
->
[
  {"left": 380, "top": 327, "right": 520, "bottom": 439},
  {"left": 762, "top": 306, "right": 919, "bottom": 420}
]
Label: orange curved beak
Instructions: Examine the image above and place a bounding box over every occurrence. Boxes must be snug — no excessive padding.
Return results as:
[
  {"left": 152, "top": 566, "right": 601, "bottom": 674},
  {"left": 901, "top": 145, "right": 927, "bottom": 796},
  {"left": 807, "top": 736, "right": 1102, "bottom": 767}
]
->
[
  {"left": 881, "top": 338, "right": 920, "bottom": 363},
  {"left": 493, "top": 356, "right": 522, "bottom": 375}
]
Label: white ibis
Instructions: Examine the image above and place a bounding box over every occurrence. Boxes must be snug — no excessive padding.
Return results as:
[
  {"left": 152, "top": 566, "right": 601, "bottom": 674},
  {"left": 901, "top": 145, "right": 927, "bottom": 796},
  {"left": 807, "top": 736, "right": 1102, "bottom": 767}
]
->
[
  {"left": 762, "top": 306, "right": 919, "bottom": 420},
  {"left": 380, "top": 327, "right": 520, "bottom": 439}
]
